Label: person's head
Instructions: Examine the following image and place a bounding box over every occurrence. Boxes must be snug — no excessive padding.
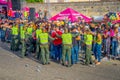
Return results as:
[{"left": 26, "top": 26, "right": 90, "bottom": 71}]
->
[
  {"left": 64, "top": 28, "right": 69, "bottom": 33},
  {"left": 23, "top": 26, "right": 26, "bottom": 30},
  {"left": 55, "top": 27, "right": 59, "bottom": 31},
  {"left": 86, "top": 28, "right": 91, "bottom": 34},
  {"left": 101, "top": 26, "right": 104, "bottom": 30},
  {"left": 71, "top": 26, "right": 76, "bottom": 32},
  {"left": 50, "top": 26, "right": 55, "bottom": 31},
  {"left": 13, "top": 22, "right": 16, "bottom": 26},
  {"left": 114, "top": 27, "right": 118, "bottom": 33},
  {"left": 42, "top": 28, "right": 47, "bottom": 33},
  {"left": 2, "top": 7, "right": 4, "bottom": 11},
  {"left": 78, "top": 26, "right": 81, "bottom": 31},
  {"left": 105, "top": 28, "right": 108, "bottom": 32},
  {"left": 96, "top": 28, "right": 101, "bottom": 34},
  {"left": 44, "top": 9, "right": 47, "bottom": 12},
  {"left": 30, "top": 23, "right": 33, "bottom": 27},
  {"left": 37, "top": 24, "right": 40, "bottom": 29}
]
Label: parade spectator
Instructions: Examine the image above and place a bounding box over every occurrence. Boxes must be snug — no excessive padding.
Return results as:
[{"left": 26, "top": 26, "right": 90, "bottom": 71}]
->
[
  {"left": 71, "top": 26, "right": 79, "bottom": 64},
  {"left": 84, "top": 28, "right": 94, "bottom": 66},
  {"left": 38, "top": 9, "right": 42, "bottom": 19},
  {"left": 51, "top": 26, "right": 62, "bottom": 62},
  {"left": 0, "top": 8, "right": 120, "bottom": 68},
  {"left": 117, "top": 28, "right": 120, "bottom": 57},
  {"left": 94, "top": 29, "right": 102, "bottom": 65},
  {"left": 111, "top": 26, "right": 118, "bottom": 59}
]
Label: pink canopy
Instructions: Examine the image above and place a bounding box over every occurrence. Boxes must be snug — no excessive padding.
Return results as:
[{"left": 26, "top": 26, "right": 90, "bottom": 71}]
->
[
  {"left": 0, "top": 0, "right": 12, "bottom": 9},
  {"left": 0, "top": 0, "right": 7, "bottom": 4},
  {"left": 50, "top": 8, "right": 92, "bottom": 22}
]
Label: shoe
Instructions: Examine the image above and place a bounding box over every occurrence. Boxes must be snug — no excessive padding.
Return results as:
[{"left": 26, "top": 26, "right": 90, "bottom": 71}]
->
[
  {"left": 113, "top": 57, "right": 116, "bottom": 60},
  {"left": 66, "top": 61, "right": 68, "bottom": 65},
  {"left": 25, "top": 54, "right": 28, "bottom": 56},
  {"left": 115, "top": 56, "right": 119, "bottom": 59},
  {"left": 94, "top": 60, "right": 98, "bottom": 64},
  {"left": 66, "top": 65, "right": 72, "bottom": 67},
  {"left": 46, "top": 62, "right": 50, "bottom": 65},
  {"left": 89, "top": 64, "right": 95, "bottom": 67},
  {"left": 75, "top": 62, "right": 79, "bottom": 64},
  {"left": 21, "top": 56, "right": 25, "bottom": 58},
  {"left": 42, "top": 63, "right": 46, "bottom": 65},
  {"left": 62, "top": 63, "right": 65, "bottom": 66},
  {"left": 96, "top": 62, "right": 101, "bottom": 65}
]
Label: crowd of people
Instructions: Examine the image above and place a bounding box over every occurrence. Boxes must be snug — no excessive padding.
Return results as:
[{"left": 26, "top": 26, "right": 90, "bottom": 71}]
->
[{"left": 0, "top": 9, "right": 120, "bottom": 67}]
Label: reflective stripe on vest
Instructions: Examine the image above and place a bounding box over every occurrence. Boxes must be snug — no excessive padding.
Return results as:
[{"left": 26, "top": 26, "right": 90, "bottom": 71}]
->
[
  {"left": 62, "top": 33, "right": 72, "bottom": 44},
  {"left": 39, "top": 33, "right": 48, "bottom": 44}
]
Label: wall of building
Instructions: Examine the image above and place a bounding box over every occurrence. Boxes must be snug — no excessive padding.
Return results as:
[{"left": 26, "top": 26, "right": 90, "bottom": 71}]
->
[
  {"left": 26, "top": 1, "right": 120, "bottom": 17},
  {"left": 43, "top": 0, "right": 120, "bottom": 3},
  {"left": 64, "top": 0, "right": 100, "bottom": 2}
]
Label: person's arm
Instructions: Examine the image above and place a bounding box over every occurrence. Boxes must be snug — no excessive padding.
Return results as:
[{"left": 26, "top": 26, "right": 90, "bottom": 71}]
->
[
  {"left": 49, "top": 35, "right": 55, "bottom": 41},
  {"left": 56, "top": 33, "right": 62, "bottom": 38},
  {"left": 37, "top": 34, "right": 40, "bottom": 44},
  {"left": 72, "top": 33, "right": 80, "bottom": 37},
  {"left": 83, "top": 34, "right": 87, "bottom": 42},
  {"left": 32, "top": 27, "right": 34, "bottom": 32},
  {"left": 36, "top": 34, "right": 39, "bottom": 43},
  {"left": 103, "top": 33, "right": 107, "bottom": 38}
]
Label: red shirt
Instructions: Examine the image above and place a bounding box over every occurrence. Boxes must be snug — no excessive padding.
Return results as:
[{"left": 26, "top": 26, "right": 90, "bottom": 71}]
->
[
  {"left": 51, "top": 30, "right": 62, "bottom": 45},
  {"left": 8, "top": 10, "right": 12, "bottom": 17}
]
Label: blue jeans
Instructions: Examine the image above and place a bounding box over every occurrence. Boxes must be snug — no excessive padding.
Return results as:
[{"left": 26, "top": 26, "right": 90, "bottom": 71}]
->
[
  {"left": 54, "top": 44, "right": 62, "bottom": 60},
  {"left": 78, "top": 40, "right": 81, "bottom": 53},
  {"left": 1, "top": 29, "right": 6, "bottom": 42},
  {"left": 50, "top": 44, "right": 62, "bottom": 60},
  {"left": 117, "top": 45, "right": 120, "bottom": 55},
  {"left": 8, "top": 16, "right": 12, "bottom": 20},
  {"left": 50, "top": 43, "right": 55, "bottom": 59},
  {"left": 94, "top": 43, "right": 102, "bottom": 62},
  {"left": 5, "top": 28, "right": 12, "bottom": 42},
  {"left": 112, "top": 41, "right": 118, "bottom": 57},
  {"left": 71, "top": 45, "right": 79, "bottom": 64},
  {"left": 102, "top": 39, "right": 106, "bottom": 53},
  {"left": 92, "top": 43, "right": 96, "bottom": 53},
  {"left": 0, "top": 29, "right": 1, "bottom": 39}
]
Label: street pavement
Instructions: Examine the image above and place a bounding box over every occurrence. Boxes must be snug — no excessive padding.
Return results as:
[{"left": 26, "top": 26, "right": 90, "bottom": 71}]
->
[{"left": 0, "top": 41, "right": 120, "bottom": 80}]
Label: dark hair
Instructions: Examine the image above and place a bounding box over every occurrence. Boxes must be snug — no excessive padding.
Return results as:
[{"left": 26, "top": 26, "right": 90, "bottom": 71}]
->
[{"left": 96, "top": 28, "right": 101, "bottom": 33}]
